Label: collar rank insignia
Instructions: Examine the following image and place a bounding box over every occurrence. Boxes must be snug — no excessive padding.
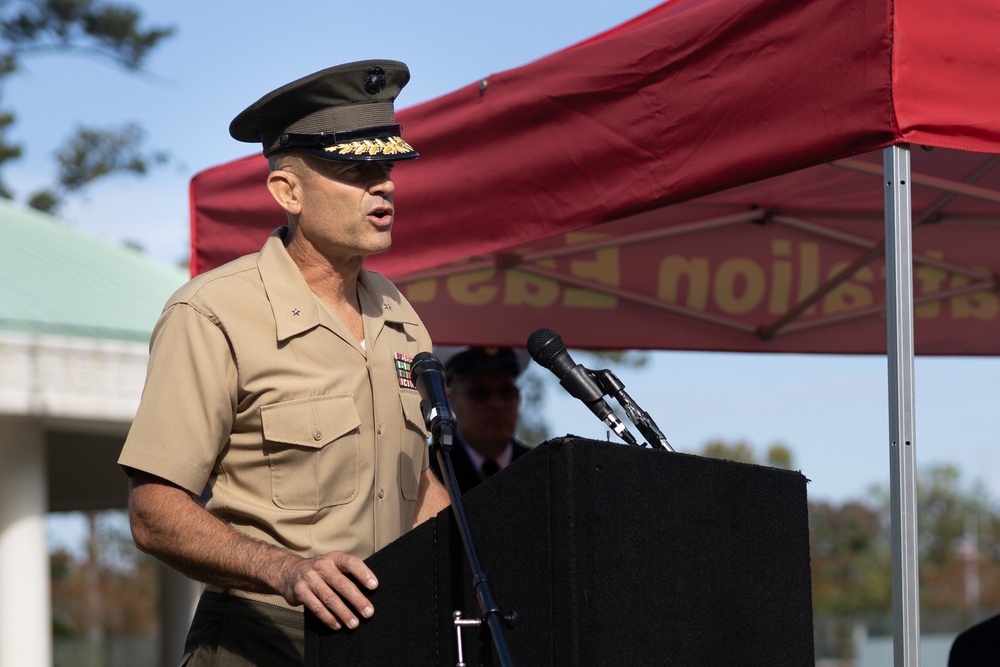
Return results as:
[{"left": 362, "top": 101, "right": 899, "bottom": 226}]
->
[{"left": 394, "top": 352, "right": 415, "bottom": 389}]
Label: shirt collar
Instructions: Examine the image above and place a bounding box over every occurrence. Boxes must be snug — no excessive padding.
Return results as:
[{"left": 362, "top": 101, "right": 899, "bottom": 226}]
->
[
  {"left": 462, "top": 440, "right": 514, "bottom": 471},
  {"left": 257, "top": 226, "right": 422, "bottom": 343},
  {"left": 258, "top": 228, "right": 322, "bottom": 342}
]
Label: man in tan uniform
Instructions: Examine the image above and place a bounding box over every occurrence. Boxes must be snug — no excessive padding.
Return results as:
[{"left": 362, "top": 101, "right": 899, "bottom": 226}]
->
[{"left": 119, "top": 60, "right": 450, "bottom": 665}]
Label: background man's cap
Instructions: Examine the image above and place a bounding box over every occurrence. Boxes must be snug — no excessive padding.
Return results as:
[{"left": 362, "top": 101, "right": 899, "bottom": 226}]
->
[
  {"left": 443, "top": 347, "right": 526, "bottom": 380},
  {"left": 229, "top": 60, "right": 418, "bottom": 162}
]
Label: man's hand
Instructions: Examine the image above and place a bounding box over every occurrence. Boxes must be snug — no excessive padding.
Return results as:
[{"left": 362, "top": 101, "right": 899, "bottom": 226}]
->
[
  {"left": 283, "top": 551, "right": 378, "bottom": 631},
  {"left": 128, "top": 472, "right": 378, "bottom": 632}
]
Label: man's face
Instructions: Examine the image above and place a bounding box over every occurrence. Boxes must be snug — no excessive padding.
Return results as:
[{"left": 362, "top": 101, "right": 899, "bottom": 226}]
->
[
  {"left": 448, "top": 370, "right": 521, "bottom": 457},
  {"left": 295, "top": 156, "right": 397, "bottom": 262}
]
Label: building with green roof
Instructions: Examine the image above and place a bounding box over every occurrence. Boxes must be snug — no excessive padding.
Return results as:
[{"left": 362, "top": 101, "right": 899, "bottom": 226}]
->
[
  {"left": 0, "top": 199, "right": 189, "bottom": 666},
  {"left": 0, "top": 198, "right": 185, "bottom": 342}
]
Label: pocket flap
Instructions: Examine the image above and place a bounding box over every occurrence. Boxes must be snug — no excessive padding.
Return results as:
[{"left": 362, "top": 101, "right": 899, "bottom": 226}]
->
[
  {"left": 399, "top": 390, "right": 427, "bottom": 435},
  {"left": 261, "top": 395, "right": 361, "bottom": 448}
]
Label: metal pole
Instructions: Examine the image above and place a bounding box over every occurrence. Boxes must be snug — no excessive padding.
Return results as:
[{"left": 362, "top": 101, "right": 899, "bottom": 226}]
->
[
  {"left": 434, "top": 445, "right": 516, "bottom": 667},
  {"left": 883, "top": 145, "right": 921, "bottom": 667}
]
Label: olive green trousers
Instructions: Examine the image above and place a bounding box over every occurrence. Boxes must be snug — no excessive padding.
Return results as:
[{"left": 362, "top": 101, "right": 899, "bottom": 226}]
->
[{"left": 180, "top": 591, "right": 304, "bottom": 667}]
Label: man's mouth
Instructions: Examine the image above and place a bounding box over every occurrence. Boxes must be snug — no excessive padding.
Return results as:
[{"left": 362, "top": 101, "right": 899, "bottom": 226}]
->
[{"left": 369, "top": 206, "right": 394, "bottom": 225}]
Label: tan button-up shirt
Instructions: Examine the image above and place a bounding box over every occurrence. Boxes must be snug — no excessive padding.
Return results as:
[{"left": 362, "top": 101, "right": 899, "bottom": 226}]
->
[{"left": 120, "top": 228, "right": 431, "bottom": 571}]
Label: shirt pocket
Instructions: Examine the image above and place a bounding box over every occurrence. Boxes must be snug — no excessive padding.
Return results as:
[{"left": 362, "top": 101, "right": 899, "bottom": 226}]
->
[
  {"left": 261, "top": 394, "right": 361, "bottom": 510},
  {"left": 398, "top": 391, "right": 428, "bottom": 500}
]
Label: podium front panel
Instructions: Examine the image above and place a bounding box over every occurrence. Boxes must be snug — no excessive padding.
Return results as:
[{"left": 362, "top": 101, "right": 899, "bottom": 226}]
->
[{"left": 306, "top": 437, "right": 814, "bottom": 666}]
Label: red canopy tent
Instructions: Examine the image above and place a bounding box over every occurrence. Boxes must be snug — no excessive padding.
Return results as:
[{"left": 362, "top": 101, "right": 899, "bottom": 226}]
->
[
  {"left": 189, "top": 0, "right": 1000, "bottom": 662},
  {"left": 190, "top": 0, "right": 1000, "bottom": 355}
]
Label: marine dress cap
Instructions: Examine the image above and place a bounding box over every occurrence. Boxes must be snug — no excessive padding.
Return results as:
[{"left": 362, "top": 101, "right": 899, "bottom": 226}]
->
[
  {"left": 445, "top": 347, "right": 523, "bottom": 380},
  {"left": 229, "top": 60, "right": 418, "bottom": 162}
]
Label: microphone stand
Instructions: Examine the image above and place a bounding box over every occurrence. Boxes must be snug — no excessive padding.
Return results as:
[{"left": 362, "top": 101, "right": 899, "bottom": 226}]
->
[
  {"left": 593, "top": 369, "right": 674, "bottom": 452},
  {"left": 431, "top": 425, "right": 517, "bottom": 667}
]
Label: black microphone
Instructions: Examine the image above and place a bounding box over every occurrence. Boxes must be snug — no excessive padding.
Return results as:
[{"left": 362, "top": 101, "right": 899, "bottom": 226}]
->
[
  {"left": 410, "top": 351, "right": 457, "bottom": 450},
  {"left": 526, "top": 328, "right": 639, "bottom": 446}
]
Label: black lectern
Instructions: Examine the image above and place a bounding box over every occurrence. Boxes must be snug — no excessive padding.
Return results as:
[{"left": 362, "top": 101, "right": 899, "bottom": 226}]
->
[{"left": 306, "top": 437, "right": 815, "bottom": 666}]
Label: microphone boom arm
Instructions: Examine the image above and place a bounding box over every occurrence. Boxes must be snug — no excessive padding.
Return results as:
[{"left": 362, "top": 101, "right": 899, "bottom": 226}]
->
[
  {"left": 593, "top": 368, "right": 674, "bottom": 452},
  {"left": 563, "top": 367, "right": 641, "bottom": 447}
]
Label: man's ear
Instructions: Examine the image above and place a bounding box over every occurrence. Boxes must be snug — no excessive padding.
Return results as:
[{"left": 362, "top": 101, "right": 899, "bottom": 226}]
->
[{"left": 266, "top": 168, "right": 303, "bottom": 216}]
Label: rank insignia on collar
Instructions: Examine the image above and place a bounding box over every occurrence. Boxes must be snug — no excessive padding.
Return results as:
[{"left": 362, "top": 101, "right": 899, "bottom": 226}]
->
[{"left": 394, "top": 352, "right": 415, "bottom": 389}]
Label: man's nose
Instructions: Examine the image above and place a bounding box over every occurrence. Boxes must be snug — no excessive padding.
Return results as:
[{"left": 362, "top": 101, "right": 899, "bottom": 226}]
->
[{"left": 369, "top": 165, "right": 395, "bottom": 196}]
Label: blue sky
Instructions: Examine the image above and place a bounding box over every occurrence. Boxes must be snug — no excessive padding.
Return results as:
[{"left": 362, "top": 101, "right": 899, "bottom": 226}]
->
[{"left": 13, "top": 0, "right": 1000, "bottom": 510}]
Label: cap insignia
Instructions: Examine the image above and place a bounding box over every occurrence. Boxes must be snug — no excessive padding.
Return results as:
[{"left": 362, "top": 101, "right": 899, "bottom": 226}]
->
[
  {"left": 323, "top": 135, "right": 416, "bottom": 158},
  {"left": 365, "top": 67, "right": 388, "bottom": 95}
]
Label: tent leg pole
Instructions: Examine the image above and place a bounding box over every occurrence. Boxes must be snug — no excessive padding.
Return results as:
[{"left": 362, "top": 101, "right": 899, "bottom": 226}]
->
[{"left": 884, "top": 145, "right": 920, "bottom": 667}]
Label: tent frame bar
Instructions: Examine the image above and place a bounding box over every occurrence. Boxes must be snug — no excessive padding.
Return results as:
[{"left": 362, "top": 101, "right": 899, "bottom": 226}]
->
[
  {"left": 838, "top": 154, "right": 1000, "bottom": 204},
  {"left": 884, "top": 145, "right": 920, "bottom": 667},
  {"left": 773, "top": 214, "right": 990, "bottom": 279}
]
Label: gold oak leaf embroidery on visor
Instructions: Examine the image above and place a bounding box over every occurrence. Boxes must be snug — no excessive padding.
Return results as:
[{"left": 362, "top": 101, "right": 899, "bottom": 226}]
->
[
  {"left": 324, "top": 136, "right": 415, "bottom": 157},
  {"left": 395, "top": 352, "right": 415, "bottom": 389}
]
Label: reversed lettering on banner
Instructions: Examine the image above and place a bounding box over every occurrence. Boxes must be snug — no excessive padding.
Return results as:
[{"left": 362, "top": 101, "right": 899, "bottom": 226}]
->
[{"left": 400, "top": 234, "right": 999, "bottom": 322}]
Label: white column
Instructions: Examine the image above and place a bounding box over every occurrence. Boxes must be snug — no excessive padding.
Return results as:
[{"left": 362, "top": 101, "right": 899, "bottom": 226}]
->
[
  {"left": 159, "top": 564, "right": 201, "bottom": 667},
  {"left": 0, "top": 418, "right": 51, "bottom": 667}
]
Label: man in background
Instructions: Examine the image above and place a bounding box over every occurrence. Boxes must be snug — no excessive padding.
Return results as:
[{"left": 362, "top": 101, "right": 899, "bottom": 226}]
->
[{"left": 431, "top": 347, "right": 531, "bottom": 494}]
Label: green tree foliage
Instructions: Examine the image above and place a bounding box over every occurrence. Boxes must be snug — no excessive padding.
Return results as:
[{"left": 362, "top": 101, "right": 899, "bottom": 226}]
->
[
  {"left": 765, "top": 442, "right": 793, "bottom": 469},
  {"left": 700, "top": 438, "right": 757, "bottom": 464},
  {"left": 811, "top": 463, "right": 1000, "bottom": 614},
  {"left": 0, "top": 0, "right": 174, "bottom": 209},
  {"left": 868, "top": 464, "right": 1000, "bottom": 610},
  {"left": 809, "top": 463, "right": 1000, "bottom": 659},
  {"left": 580, "top": 349, "right": 650, "bottom": 370},
  {"left": 515, "top": 366, "right": 551, "bottom": 446},
  {"left": 54, "top": 121, "right": 167, "bottom": 185},
  {"left": 809, "top": 500, "right": 891, "bottom": 614},
  {"left": 50, "top": 511, "right": 157, "bottom": 643},
  {"left": 698, "top": 438, "right": 796, "bottom": 467}
]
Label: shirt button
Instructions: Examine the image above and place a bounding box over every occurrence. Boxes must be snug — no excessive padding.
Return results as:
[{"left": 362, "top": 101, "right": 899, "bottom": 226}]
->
[
  {"left": 378, "top": 489, "right": 385, "bottom": 499},
  {"left": 377, "top": 424, "right": 383, "bottom": 435},
  {"left": 313, "top": 429, "right": 323, "bottom": 441}
]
